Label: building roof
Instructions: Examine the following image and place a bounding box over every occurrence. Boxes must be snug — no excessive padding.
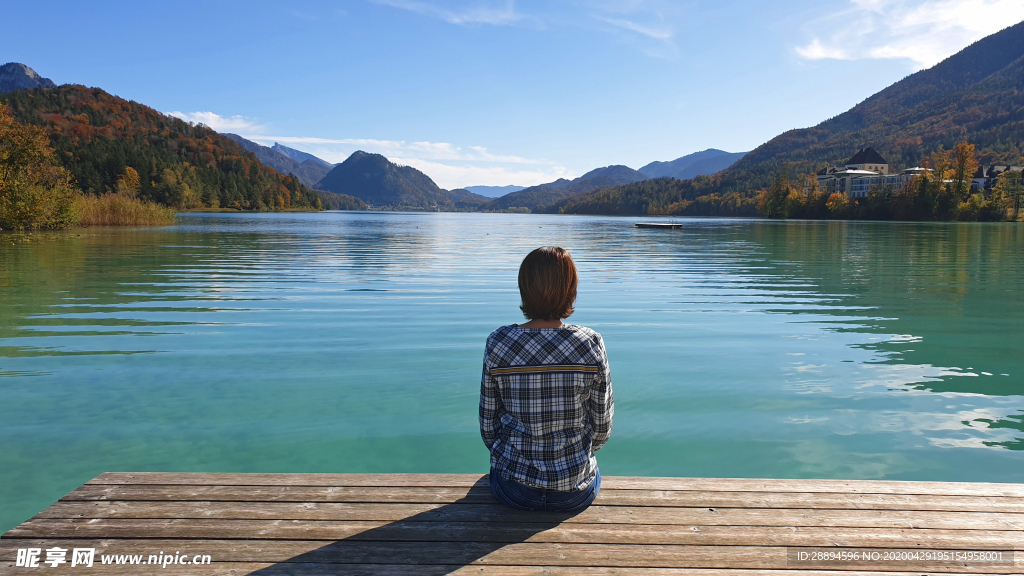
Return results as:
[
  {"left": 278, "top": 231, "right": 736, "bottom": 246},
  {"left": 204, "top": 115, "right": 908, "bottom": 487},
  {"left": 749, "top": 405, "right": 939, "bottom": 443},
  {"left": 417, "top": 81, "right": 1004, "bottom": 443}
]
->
[
  {"left": 973, "top": 165, "right": 1024, "bottom": 178},
  {"left": 845, "top": 147, "right": 888, "bottom": 166}
]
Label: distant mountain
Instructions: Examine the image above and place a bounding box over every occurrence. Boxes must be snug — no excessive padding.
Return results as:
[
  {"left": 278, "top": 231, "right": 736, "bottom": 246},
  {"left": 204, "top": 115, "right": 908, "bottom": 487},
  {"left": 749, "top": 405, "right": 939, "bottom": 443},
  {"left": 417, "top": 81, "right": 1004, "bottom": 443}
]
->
[
  {"left": 272, "top": 143, "right": 334, "bottom": 169},
  {"left": 464, "top": 185, "right": 525, "bottom": 198},
  {"left": 483, "top": 165, "right": 647, "bottom": 212},
  {"left": 316, "top": 151, "right": 474, "bottom": 209},
  {"left": 0, "top": 62, "right": 56, "bottom": 93},
  {"left": 223, "top": 134, "right": 332, "bottom": 189},
  {"left": 0, "top": 84, "right": 319, "bottom": 211},
  {"left": 672, "top": 153, "right": 747, "bottom": 180},
  {"left": 640, "top": 149, "right": 747, "bottom": 180},
  {"left": 553, "top": 19, "right": 1024, "bottom": 216},
  {"left": 445, "top": 188, "right": 492, "bottom": 209}
]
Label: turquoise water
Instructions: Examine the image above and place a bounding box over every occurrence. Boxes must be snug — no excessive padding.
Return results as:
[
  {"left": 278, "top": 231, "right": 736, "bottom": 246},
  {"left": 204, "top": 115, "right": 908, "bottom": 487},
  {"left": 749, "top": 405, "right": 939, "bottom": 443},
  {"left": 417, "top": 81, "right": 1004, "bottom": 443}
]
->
[{"left": 1, "top": 212, "right": 1022, "bottom": 531}]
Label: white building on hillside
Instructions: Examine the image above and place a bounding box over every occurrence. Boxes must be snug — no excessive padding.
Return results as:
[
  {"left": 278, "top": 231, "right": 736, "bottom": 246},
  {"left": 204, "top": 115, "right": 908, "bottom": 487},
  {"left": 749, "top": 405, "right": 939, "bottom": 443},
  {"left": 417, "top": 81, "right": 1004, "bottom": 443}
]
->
[
  {"left": 817, "top": 148, "right": 930, "bottom": 198},
  {"left": 972, "top": 165, "right": 1023, "bottom": 191}
]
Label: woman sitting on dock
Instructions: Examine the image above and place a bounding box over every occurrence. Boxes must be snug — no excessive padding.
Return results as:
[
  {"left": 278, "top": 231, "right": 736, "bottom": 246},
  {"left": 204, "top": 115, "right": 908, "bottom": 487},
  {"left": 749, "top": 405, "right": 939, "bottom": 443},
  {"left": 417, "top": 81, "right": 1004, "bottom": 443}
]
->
[{"left": 479, "top": 246, "right": 614, "bottom": 512}]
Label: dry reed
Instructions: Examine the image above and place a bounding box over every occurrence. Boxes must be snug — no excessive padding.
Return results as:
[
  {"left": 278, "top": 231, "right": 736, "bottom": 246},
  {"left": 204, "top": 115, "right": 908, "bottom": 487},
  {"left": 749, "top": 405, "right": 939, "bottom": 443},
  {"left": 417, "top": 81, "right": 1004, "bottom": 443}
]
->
[{"left": 79, "top": 193, "right": 177, "bottom": 226}]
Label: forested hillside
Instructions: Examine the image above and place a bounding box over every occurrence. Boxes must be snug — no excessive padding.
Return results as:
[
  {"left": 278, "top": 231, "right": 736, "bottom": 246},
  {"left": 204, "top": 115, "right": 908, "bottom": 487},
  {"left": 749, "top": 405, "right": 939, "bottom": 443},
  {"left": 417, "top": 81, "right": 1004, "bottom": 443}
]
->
[
  {"left": 224, "top": 133, "right": 332, "bottom": 189},
  {"left": 639, "top": 149, "right": 747, "bottom": 180},
  {"left": 0, "top": 85, "right": 321, "bottom": 211},
  {"left": 315, "top": 151, "right": 488, "bottom": 209},
  {"left": 558, "top": 20, "right": 1024, "bottom": 216},
  {"left": 483, "top": 165, "right": 647, "bottom": 211}
]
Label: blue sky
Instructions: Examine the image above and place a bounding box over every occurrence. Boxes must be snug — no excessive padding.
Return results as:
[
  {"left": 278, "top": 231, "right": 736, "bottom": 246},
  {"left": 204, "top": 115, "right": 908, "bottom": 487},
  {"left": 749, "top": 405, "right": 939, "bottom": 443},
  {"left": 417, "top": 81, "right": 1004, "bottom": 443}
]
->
[{"left": 4, "top": 1, "right": 1023, "bottom": 188}]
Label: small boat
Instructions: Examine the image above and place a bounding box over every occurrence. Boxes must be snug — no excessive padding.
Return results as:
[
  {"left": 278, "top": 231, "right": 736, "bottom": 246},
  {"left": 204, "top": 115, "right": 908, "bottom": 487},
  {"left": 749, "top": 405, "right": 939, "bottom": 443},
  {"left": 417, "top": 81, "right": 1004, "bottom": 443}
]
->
[{"left": 635, "top": 222, "right": 682, "bottom": 229}]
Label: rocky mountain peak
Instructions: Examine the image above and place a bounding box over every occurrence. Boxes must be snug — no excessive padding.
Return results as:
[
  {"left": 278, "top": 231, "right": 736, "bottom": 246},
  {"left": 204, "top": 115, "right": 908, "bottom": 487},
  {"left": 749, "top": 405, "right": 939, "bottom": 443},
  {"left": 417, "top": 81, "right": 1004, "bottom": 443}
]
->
[{"left": 0, "top": 63, "right": 56, "bottom": 93}]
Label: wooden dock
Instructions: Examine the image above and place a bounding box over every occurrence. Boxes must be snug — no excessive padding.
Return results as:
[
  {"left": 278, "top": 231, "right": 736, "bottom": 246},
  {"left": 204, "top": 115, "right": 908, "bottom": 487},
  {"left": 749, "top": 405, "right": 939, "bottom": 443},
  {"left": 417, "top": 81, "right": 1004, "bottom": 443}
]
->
[{"left": 2, "top": 473, "right": 1022, "bottom": 575}]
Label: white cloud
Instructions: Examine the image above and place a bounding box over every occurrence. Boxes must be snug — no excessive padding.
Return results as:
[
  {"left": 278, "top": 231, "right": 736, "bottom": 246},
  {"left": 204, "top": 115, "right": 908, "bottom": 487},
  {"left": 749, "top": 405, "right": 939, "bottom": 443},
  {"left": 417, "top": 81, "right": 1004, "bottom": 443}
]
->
[
  {"left": 243, "top": 134, "right": 568, "bottom": 188},
  {"left": 796, "top": 0, "right": 1024, "bottom": 69},
  {"left": 253, "top": 135, "right": 545, "bottom": 164},
  {"left": 391, "top": 157, "right": 570, "bottom": 188},
  {"left": 585, "top": 1, "right": 682, "bottom": 57},
  {"left": 795, "top": 38, "right": 852, "bottom": 61},
  {"left": 594, "top": 16, "right": 673, "bottom": 40},
  {"left": 375, "top": 0, "right": 686, "bottom": 56},
  {"left": 373, "top": 0, "right": 528, "bottom": 26},
  {"left": 166, "top": 111, "right": 264, "bottom": 132},
  {"left": 168, "top": 110, "right": 569, "bottom": 188}
]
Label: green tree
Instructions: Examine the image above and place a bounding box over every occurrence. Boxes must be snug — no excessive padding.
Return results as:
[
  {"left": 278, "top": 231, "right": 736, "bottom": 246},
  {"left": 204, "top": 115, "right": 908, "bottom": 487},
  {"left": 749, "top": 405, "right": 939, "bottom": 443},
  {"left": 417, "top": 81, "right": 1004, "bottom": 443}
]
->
[
  {"left": 0, "top": 104, "right": 81, "bottom": 230},
  {"left": 864, "top": 185, "right": 894, "bottom": 220},
  {"left": 993, "top": 170, "right": 1022, "bottom": 221},
  {"left": 756, "top": 169, "right": 791, "bottom": 218}
]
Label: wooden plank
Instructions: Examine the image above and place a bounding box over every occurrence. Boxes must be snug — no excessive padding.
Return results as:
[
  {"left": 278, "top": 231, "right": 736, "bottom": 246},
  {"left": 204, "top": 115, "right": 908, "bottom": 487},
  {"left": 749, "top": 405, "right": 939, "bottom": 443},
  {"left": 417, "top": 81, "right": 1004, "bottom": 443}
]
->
[
  {"left": 6, "top": 518, "right": 1023, "bottom": 549},
  {"left": 31, "top": 501, "right": 1024, "bottom": 530},
  {"left": 85, "top": 473, "right": 1024, "bottom": 497},
  {"left": 8, "top": 473, "right": 1022, "bottom": 574},
  {"left": 0, "top": 539, "right": 1017, "bottom": 573},
  {"left": 605, "top": 477, "right": 1024, "bottom": 498},
  {"left": 87, "top": 473, "right": 489, "bottom": 488},
  {"left": 0, "top": 562, "right": 1005, "bottom": 576},
  {"left": 61, "top": 485, "right": 1024, "bottom": 513},
  {"left": 64, "top": 485, "right": 498, "bottom": 504}
]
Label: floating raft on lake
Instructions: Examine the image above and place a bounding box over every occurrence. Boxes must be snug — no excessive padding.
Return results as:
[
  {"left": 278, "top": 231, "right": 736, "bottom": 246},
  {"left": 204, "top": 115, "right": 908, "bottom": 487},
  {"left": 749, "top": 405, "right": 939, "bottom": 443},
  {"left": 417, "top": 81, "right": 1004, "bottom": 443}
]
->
[
  {"left": 636, "top": 222, "right": 682, "bottom": 229},
  {"left": 2, "top": 473, "right": 1022, "bottom": 575}
]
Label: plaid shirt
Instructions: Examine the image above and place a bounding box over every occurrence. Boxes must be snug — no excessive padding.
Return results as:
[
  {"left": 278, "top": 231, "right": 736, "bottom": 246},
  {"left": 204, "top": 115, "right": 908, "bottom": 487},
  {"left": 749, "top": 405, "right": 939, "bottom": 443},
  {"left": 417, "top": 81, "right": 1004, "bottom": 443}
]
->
[{"left": 480, "top": 324, "right": 613, "bottom": 491}]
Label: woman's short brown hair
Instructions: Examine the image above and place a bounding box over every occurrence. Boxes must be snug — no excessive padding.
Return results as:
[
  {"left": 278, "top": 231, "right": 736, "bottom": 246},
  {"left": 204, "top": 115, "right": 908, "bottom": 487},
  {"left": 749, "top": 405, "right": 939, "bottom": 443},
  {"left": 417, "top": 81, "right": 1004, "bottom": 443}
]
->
[{"left": 518, "top": 246, "right": 578, "bottom": 321}]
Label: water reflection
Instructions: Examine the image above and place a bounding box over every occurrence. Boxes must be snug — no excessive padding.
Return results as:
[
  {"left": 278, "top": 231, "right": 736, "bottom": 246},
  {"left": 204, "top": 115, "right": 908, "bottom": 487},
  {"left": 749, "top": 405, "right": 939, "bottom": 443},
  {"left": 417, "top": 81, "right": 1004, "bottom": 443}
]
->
[{"left": 0, "top": 213, "right": 1022, "bottom": 533}]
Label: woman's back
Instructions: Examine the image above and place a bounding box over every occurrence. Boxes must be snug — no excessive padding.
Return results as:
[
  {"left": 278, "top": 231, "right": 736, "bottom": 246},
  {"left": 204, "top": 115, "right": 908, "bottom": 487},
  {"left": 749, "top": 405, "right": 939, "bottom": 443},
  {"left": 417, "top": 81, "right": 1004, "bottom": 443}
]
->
[{"left": 480, "top": 323, "right": 613, "bottom": 492}]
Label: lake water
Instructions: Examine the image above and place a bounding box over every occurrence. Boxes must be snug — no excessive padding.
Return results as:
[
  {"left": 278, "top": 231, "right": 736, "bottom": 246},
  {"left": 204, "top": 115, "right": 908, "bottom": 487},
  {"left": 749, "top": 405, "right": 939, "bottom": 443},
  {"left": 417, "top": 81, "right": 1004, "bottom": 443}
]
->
[{"left": 1, "top": 212, "right": 1022, "bottom": 531}]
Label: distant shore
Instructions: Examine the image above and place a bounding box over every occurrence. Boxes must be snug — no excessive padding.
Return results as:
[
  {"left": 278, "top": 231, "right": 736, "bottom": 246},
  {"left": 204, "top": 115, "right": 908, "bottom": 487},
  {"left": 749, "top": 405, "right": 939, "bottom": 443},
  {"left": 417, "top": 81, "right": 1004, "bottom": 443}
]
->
[{"left": 178, "top": 207, "right": 321, "bottom": 214}]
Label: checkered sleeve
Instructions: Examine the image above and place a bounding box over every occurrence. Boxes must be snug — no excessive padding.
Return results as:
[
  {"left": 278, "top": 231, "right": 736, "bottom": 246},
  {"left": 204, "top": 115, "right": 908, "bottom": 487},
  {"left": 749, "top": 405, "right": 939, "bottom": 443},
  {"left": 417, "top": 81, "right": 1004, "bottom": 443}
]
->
[
  {"left": 589, "top": 334, "right": 614, "bottom": 451},
  {"left": 479, "top": 336, "right": 502, "bottom": 450}
]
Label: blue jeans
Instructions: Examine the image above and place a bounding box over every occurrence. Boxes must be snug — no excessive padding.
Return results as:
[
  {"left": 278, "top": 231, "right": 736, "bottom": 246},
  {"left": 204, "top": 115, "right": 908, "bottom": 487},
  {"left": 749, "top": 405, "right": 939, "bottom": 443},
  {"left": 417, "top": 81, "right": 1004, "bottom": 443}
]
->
[{"left": 489, "top": 467, "right": 601, "bottom": 512}]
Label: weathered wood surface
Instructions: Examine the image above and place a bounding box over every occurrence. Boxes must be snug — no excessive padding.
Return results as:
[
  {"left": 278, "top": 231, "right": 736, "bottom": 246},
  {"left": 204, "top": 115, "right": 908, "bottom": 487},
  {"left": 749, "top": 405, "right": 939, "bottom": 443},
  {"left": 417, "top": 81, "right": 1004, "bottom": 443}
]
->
[
  {"left": 84, "top": 473, "right": 1024, "bottom": 496},
  {"left": 2, "top": 473, "right": 1021, "bottom": 575}
]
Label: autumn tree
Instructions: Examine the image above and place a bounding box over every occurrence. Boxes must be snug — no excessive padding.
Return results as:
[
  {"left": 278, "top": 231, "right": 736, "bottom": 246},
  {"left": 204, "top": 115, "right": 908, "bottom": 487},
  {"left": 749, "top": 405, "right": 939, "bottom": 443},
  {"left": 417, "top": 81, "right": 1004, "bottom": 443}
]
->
[
  {"left": 0, "top": 104, "right": 81, "bottom": 230},
  {"left": 994, "top": 169, "right": 1023, "bottom": 221},
  {"left": 826, "top": 192, "right": 852, "bottom": 219},
  {"left": 926, "top": 149, "right": 955, "bottom": 219},
  {"left": 950, "top": 142, "right": 979, "bottom": 204},
  {"left": 114, "top": 166, "right": 141, "bottom": 197}
]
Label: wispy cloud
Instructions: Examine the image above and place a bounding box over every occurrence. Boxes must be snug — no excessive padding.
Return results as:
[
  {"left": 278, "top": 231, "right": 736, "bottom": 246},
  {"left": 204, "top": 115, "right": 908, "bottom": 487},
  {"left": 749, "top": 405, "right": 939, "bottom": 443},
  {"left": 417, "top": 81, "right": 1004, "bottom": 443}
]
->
[
  {"left": 373, "top": 0, "right": 528, "bottom": 26},
  {"left": 795, "top": 38, "right": 852, "bottom": 60},
  {"left": 255, "top": 135, "right": 547, "bottom": 165},
  {"left": 373, "top": 0, "right": 686, "bottom": 56},
  {"left": 245, "top": 135, "right": 567, "bottom": 188},
  {"left": 796, "top": 0, "right": 1024, "bottom": 69},
  {"left": 166, "top": 111, "right": 264, "bottom": 132},
  {"left": 391, "top": 157, "right": 570, "bottom": 188},
  {"left": 585, "top": 0, "right": 683, "bottom": 58},
  {"left": 164, "top": 110, "right": 565, "bottom": 187},
  {"left": 594, "top": 16, "right": 673, "bottom": 40}
]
